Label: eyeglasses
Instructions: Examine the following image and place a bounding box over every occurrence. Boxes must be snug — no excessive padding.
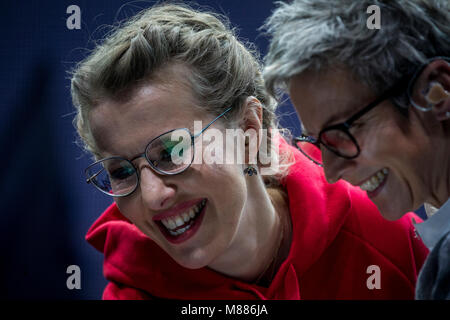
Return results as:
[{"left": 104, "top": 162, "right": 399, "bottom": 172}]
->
[
  {"left": 294, "top": 56, "right": 450, "bottom": 166},
  {"left": 293, "top": 75, "right": 411, "bottom": 167},
  {"left": 85, "top": 107, "right": 232, "bottom": 197}
]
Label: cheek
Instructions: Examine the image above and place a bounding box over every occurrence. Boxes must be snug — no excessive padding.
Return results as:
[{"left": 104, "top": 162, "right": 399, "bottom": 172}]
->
[
  {"left": 114, "top": 199, "right": 133, "bottom": 220},
  {"left": 193, "top": 162, "right": 247, "bottom": 224},
  {"left": 358, "top": 118, "right": 430, "bottom": 195},
  {"left": 114, "top": 198, "right": 148, "bottom": 228},
  {"left": 358, "top": 112, "right": 414, "bottom": 162},
  {"left": 114, "top": 197, "right": 166, "bottom": 244}
]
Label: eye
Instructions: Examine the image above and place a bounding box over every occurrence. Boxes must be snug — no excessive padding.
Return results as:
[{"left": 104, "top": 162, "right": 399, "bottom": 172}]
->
[
  {"left": 159, "top": 138, "right": 184, "bottom": 160},
  {"left": 160, "top": 148, "right": 172, "bottom": 161},
  {"left": 109, "top": 166, "right": 135, "bottom": 180}
]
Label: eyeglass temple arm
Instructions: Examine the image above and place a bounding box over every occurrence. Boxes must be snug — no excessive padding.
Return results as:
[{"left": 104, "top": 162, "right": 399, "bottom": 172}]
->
[
  {"left": 192, "top": 107, "right": 233, "bottom": 138},
  {"left": 295, "top": 135, "right": 316, "bottom": 143},
  {"left": 345, "top": 77, "right": 410, "bottom": 127},
  {"left": 86, "top": 167, "right": 105, "bottom": 184}
]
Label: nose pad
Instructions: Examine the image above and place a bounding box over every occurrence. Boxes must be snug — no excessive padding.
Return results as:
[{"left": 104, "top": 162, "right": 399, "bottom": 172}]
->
[
  {"left": 321, "top": 147, "right": 352, "bottom": 184},
  {"left": 137, "top": 163, "right": 176, "bottom": 210}
]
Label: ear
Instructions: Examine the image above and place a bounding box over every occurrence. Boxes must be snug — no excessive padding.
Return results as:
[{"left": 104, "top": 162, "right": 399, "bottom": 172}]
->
[
  {"left": 240, "top": 96, "right": 263, "bottom": 131},
  {"left": 411, "top": 59, "right": 450, "bottom": 121},
  {"left": 239, "top": 96, "right": 263, "bottom": 164}
]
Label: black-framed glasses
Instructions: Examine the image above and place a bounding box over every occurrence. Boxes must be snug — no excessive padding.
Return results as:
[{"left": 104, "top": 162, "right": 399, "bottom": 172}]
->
[
  {"left": 294, "top": 56, "right": 450, "bottom": 166},
  {"left": 293, "top": 72, "right": 412, "bottom": 167},
  {"left": 85, "top": 107, "right": 232, "bottom": 197}
]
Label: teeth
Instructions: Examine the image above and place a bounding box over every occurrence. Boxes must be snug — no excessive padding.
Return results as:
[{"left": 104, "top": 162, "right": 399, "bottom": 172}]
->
[
  {"left": 160, "top": 200, "right": 207, "bottom": 235},
  {"left": 167, "top": 218, "right": 176, "bottom": 230},
  {"left": 175, "top": 217, "right": 184, "bottom": 227},
  {"left": 169, "top": 223, "right": 193, "bottom": 236},
  {"left": 161, "top": 219, "right": 170, "bottom": 229},
  {"left": 360, "top": 169, "right": 389, "bottom": 192}
]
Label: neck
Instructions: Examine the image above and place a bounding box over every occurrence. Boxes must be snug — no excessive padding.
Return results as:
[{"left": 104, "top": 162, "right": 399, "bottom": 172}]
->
[
  {"left": 426, "top": 132, "right": 450, "bottom": 208},
  {"left": 207, "top": 175, "right": 290, "bottom": 283}
]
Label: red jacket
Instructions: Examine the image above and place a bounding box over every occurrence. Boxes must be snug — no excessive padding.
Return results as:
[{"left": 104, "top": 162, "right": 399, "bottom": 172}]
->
[{"left": 86, "top": 142, "right": 428, "bottom": 299}]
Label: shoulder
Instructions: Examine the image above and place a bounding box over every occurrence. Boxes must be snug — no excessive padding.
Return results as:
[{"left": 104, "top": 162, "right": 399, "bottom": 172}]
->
[{"left": 416, "top": 231, "right": 450, "bottom": 300}]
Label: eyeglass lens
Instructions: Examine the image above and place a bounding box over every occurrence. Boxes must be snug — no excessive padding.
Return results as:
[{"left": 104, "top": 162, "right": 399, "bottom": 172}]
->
[
  {"left": 296, "top": 129, "right": 358, "bottom": 165},
  {"left": 86, "top": 128, "right": 194, "bottom": 196},
  {"left": 86, "top": 158, "right": 138, "bottom": 196},
  {"left": 320, "top": 130, "right": 359, "bottom": 157}
]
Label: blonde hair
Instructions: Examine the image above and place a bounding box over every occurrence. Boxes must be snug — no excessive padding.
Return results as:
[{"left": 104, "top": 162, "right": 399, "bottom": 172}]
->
[{"left": 70, "top": 3, "right": 293, "bottom": 184}]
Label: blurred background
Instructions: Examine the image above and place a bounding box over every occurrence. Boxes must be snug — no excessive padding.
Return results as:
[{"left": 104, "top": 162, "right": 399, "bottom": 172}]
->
[
  {"left": 0, "top": 0, "right": 426, "bottom": 299},
  {"left": 0, "top": 0, "right": 303, "bottom": 300}
]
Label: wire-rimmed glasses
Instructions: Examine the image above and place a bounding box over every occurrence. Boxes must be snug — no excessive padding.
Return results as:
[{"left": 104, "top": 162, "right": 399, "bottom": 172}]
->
[{"left": 85, "top": 107, "right": 232, "bottom": 197}]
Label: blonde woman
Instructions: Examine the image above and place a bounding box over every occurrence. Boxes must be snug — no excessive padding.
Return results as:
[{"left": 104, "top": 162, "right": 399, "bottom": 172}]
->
[{"left": 71, "top": 3, "right": 427, "bottom": 299}]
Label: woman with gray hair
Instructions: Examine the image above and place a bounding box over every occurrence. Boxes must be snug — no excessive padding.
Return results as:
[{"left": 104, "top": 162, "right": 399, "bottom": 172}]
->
[
  {"left": 70, "top": 2, "right": 429, "bottom": 299},
  {"left": 263, "top": 0, "right": 450, "bottom": 299}
]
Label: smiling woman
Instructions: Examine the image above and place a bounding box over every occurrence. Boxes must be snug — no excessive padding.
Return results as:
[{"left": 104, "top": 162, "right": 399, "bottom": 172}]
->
[
  {"left": 71, "top": 3, "right": 428, "bottom": 300},
  {"left": 263, "top": 0, "right": 450, "bottom": 299}
]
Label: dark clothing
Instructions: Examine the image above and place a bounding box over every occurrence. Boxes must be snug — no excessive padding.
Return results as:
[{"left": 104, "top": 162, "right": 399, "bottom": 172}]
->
[{"left": 415, "top": 198, "right": 450, "bottom": 300}]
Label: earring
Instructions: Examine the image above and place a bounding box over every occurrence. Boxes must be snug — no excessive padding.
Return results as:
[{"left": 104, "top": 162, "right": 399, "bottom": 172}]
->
[{"left": 243, "top": 165, "right": 258, "bottom": 176}]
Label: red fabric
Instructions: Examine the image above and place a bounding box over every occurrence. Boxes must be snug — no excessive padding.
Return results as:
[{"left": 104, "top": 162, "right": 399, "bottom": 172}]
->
[{"left": 86, "top": 139, "right": 429, "bottom": 300}]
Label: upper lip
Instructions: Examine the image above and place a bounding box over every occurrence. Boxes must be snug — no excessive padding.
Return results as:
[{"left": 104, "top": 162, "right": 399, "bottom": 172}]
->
[
  {"left": 152, "top": 198, "right": 204, "bottom": 221},
  {"left": 354, "top": 169, "right": 386, "bottom": 187}
]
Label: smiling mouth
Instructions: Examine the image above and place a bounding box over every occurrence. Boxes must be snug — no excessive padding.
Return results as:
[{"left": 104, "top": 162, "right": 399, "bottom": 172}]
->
[
  {"left": 154, "top": 199, "right": 207, "bottom": 241},
  {"left": 359, "top": 168, "right": 389, "bottom": 192}
]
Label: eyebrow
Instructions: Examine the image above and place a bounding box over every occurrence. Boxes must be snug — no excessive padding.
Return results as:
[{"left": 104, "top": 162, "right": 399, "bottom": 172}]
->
[
  {"left": 320, "top": 96, "right": 370, "bottom": 130},
  {"left": 97, "top": 146, "right": 145, "bottom": 163},
  {"left": 300, "top": 109, "right": 352, "bottom": 137},
  {"left": 322, "top": 109, "right": 353, "bottom": 128}
]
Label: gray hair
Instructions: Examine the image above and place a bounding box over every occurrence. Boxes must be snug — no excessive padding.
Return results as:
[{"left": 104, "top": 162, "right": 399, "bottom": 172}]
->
[{"left": 263, "top": 0, "right": 450, "bottom": 106}]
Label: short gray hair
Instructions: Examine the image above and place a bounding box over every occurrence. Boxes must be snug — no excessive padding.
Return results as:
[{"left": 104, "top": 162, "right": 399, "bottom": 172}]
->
[{"left": 263, "top": 0, "right": 450, "bottom": 103}]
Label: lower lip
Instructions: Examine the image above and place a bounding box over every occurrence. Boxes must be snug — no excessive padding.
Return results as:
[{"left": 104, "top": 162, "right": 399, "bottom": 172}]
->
[
  {"left": 366, "top": 173, "right": 389, "bottom": 199},
  {"left": 156, "top": 200, "right": 207, "bottom": 244}
]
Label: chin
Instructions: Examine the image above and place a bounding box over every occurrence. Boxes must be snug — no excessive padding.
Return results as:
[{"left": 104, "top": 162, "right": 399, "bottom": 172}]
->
[
  {"left": 171, "top": 250, "right": 211, "bottom": 270},
  {"left": 377, "top": 203, "right": 410, "bottom": 221}
]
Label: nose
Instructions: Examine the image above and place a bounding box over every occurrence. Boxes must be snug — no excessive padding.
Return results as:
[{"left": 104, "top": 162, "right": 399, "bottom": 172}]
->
[
  {"left": 321, "top": 147, "right": 355, "bottom": 184},
  {"left": 138, "top": 163, "right": 176, "bottom": 211}
]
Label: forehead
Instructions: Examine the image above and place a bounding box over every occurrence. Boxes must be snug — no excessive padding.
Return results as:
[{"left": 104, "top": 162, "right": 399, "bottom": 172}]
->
[
  {"left": 88, "top": 69, "right": 203, "bottom": 158},
  {"left": 288, "top": 67, "right": 375, "bottom": 134}
]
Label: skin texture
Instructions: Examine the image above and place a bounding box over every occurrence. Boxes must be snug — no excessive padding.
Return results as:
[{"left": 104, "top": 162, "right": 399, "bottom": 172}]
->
[
  {"left": 289, "top": 66, "right": 450, "bottom": 220},
  {"left": 88, "top": 64, "right": 288, "bottom": 283}
]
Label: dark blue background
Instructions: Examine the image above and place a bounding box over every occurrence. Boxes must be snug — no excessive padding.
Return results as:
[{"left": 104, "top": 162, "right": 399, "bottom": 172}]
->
[
  {"left": 0, "top": 0, "right": 425, "bottom": 299},
  {"left": 0, "top": 0, "right": 302, "bottom": 300}
]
